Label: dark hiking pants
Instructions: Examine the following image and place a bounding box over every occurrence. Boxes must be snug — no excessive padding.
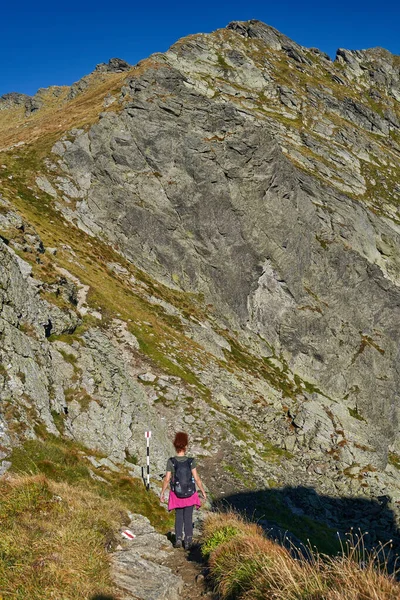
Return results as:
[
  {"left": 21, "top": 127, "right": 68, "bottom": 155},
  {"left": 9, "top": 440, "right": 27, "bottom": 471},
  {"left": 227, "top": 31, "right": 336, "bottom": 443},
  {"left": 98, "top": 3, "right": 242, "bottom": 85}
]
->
[{"left": 175, "top": 505, "right": 194, "bottom": 541}]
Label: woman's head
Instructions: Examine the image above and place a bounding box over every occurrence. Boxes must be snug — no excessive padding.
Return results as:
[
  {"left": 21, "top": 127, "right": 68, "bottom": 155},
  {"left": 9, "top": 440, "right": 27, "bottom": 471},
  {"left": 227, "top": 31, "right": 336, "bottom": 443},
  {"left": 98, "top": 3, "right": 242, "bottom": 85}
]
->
[{"left": 173, "top": 431, "right": 188, "bottom": 452}]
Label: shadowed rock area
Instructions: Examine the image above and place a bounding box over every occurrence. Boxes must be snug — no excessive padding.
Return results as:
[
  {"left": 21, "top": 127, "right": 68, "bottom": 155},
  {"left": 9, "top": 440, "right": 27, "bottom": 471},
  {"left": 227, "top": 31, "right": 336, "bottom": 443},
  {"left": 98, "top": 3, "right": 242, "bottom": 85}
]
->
[{"left": 215, "top": 486, "right": 400, "bottom": 561}]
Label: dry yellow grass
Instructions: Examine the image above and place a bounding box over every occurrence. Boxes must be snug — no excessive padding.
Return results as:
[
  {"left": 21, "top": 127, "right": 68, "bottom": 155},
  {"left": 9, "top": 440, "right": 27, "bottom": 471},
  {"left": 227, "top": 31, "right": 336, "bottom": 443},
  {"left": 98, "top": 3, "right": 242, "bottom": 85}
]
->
[
  {"left": 0, "top": 74, "right": 117, "bottom": 149},
  {"left": 202, "top": 512, "right": 400, "bottom": 600},
  {"left": 0, "top": 474, "right": 126, "bottom": 599},
  {"left": 0, "top": 56, "right": 165, "bottom": 151}
]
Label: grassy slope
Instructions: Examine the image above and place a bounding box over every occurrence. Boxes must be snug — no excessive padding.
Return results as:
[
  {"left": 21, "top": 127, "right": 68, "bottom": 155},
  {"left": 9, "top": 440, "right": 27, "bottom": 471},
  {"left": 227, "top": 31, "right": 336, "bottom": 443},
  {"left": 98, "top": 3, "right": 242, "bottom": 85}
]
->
[
  {"left": 0, "top": 70, "right": 130, "bottom": 150},
  {"left": 0, "top": 474, "right": 122, "bottom": 600},
  {"left": 8, "top": 432, "right": 172, "bottom": 531},
  {"left": 0, "top": 433, "right": 174, "bottom": 599},
  {"left": 202, "top": 513, "right": 400, "bottom": 600}
]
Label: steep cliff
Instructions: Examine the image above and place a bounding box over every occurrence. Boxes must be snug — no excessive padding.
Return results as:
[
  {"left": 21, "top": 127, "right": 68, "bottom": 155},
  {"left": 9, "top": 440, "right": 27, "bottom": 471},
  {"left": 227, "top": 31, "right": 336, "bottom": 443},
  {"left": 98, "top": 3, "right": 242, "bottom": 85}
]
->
[{"left": 1, "top": 21, "right": 400, "bottom": 549}]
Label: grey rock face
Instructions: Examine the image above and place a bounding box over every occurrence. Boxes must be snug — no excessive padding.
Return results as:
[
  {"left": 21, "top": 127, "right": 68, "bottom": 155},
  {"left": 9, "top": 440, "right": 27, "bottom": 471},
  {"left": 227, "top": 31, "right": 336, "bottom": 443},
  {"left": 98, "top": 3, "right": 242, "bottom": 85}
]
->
[
  {"left": 227, "top": 19, "right": 301, "bottom": 53},
  {"left": 0, "top": 206, "right": 173, "bottom": 474},
  {"left": 95, "top": 58, "right": 132, "bottom": 73},
  {"left": 57, "top": 52, "right": 400, "bottom": 471},
  {"left": 0, "top": 92, "right": 30, "bottom": 111},
  {"left": 24, "top": 95, "right": 44, "bottom": 116},
  {"left": 64, "top": 326, "right": 172, "bottom": 471},
  {"left": 112, "top": 514, "right": 183, "bottom": 600},
  {"left": 0, "top": 241, "right": 73, "bottom": 441}
]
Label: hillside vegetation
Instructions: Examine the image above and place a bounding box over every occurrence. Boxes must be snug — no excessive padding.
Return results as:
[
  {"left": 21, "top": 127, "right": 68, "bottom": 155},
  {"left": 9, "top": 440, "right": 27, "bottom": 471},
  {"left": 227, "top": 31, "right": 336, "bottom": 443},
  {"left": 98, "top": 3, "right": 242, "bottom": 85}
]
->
[
  {"left": 202, "top": 512, "right": 400, "bottom": 600},
  {"left": 1, "top": 474, "right": 121, "bottom": 599},
  {"left": 0, "top": 433, "right": 172, "bottom": 600}
]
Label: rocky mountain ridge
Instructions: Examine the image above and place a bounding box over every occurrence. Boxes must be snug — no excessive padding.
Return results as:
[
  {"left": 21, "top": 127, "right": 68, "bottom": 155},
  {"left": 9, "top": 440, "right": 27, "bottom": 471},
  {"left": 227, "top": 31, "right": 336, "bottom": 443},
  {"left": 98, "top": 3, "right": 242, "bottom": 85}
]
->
[{"left": 1, "top": 19, "right": 400, "bottom": 551}]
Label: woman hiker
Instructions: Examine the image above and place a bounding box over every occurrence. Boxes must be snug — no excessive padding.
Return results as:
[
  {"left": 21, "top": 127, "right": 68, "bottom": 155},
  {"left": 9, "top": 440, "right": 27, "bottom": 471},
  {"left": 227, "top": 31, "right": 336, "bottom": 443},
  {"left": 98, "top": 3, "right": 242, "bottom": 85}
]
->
[{"left": 160, "top": 431, "right": 207, "bottom": 549}]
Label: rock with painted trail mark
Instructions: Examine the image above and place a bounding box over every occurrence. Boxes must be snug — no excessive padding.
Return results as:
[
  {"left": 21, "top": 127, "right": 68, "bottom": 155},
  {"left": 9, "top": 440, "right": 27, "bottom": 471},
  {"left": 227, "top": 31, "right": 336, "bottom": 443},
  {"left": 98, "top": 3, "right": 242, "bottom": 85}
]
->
[{"left": 112, "top": 514, "right": 183, "bottom": 600}]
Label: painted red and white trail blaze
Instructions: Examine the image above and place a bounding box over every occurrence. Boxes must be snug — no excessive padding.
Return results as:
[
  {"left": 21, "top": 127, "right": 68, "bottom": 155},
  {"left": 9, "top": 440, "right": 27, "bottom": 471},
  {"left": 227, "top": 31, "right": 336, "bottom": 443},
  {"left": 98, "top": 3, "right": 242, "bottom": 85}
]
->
[
  {"left": 121, "top": 530, "right": 136, "bottom": 540},
  {"left": 145, "top": 431, "right": 152, "bottom": 490}
]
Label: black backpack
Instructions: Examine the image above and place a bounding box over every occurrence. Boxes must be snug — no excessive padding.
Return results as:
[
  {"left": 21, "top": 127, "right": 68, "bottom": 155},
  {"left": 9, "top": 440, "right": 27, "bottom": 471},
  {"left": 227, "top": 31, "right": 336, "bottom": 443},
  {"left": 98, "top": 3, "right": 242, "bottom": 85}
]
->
[{"left": 170, "top": 457, "right": 196, "bottom": 498}]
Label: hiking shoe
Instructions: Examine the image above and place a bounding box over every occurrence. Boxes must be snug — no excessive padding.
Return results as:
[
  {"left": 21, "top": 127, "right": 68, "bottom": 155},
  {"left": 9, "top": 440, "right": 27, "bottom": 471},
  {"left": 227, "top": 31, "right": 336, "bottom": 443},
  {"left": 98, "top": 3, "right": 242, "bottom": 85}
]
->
[
  {"left": 174, "top": 538, "right": 183, "bottom": 549},
  {"left": 184, "top": 537, "right": 193, "bottom": 550}
]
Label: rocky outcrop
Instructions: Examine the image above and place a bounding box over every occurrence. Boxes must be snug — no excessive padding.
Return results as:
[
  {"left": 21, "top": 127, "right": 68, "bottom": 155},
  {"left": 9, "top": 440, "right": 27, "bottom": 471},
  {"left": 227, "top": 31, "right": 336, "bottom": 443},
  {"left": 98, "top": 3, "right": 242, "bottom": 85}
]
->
[
  {"left": 0, "top": 87, "right": 66, "bottom": 116},
  {"left": 96, "top": 57, "right": 132, "bottom": 73},
  {"left": 0, "top": 202, "right": 173, "bottom": 475},
  {"left": 0, "top": 92, "right": 30, "bottom": 111},
  {"left": 112, "top": 514, "right": 183, "bottom": 600},
  {"left": 67, "top": 58, "right": 132, "bottom": 100}
]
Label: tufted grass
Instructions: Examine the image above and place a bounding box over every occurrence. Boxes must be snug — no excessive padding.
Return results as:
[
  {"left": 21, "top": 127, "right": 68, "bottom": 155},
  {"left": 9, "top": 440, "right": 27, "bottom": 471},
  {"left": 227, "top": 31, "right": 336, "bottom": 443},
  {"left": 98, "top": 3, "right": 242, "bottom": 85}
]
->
[
  {"left": 203, "top": 512, "right": 400, "bottom": 600},
  {"left": 1, "top": 435, "right": 173, "bottom": 599},
  {"left": 202, "top": 513, "right": 262, "bottom": 558},
  {"left": 9, "top": 434, "right": 173, "bottom": 533},
  {"left": 0, "top": 474, "right": 123, "bottom": 599}
]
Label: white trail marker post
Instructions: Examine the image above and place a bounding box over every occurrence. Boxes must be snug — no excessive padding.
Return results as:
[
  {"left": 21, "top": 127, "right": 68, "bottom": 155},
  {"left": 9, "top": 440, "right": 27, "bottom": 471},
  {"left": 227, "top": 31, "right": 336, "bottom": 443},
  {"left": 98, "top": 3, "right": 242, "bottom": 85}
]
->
[{"left": 145, "top": 431, "right": 151, "bottom": 491}]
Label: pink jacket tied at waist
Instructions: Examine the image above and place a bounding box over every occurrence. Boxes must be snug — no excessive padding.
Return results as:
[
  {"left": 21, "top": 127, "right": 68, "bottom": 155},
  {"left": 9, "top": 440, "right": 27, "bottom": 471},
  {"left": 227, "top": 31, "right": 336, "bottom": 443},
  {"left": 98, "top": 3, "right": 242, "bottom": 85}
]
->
[{"left": 168, "top": 490, "right": 201, "bottom": 510}]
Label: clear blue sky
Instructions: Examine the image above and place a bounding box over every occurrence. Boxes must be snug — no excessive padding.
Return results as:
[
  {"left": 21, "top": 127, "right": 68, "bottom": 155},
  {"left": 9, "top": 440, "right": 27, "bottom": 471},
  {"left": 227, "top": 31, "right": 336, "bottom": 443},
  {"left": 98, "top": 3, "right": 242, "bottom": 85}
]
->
[{"left": 1, "top": 0, "right": 399, "bottom": 97}]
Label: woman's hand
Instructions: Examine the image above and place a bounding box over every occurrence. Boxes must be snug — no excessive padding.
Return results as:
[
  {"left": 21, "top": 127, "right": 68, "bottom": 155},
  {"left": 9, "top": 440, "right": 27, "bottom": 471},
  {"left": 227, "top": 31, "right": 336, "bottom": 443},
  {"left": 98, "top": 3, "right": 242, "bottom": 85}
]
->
[
  {"left": 160, "top": 471, "right": 171, "bottom": 503},
  {"left": 192, "top": 468, "right": 207, "bottom": 502}
]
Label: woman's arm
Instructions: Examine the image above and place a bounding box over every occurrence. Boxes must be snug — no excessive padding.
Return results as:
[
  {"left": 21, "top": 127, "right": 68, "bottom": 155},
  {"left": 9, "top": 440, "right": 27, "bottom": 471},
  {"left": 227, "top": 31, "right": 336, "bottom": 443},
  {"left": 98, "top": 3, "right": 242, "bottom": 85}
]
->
[
  {"left": 192, "top": 467, "right": 207, "bottom": 501},
  {"left": 160, "top": 471, "right": 171, "bottom": 502}
]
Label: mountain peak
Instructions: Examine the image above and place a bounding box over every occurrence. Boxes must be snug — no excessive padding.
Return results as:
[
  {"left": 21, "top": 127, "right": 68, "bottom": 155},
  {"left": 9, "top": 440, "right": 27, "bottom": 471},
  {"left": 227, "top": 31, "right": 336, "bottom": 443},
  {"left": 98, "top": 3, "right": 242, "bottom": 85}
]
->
[
  {"left": 226, "top": 19, "right": 302, "bottom": 51},
  {"left": 94, "top": 57, "right": 132, "bottom": 73}
]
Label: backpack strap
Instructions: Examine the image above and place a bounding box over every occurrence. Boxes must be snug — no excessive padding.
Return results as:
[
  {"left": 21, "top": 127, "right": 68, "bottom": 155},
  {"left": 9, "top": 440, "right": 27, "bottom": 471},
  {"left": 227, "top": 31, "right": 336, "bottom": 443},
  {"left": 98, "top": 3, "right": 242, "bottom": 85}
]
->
[
  {"left": 169, "top": 458, "right": 176, "bottom": 490},
  {"left": 170, "top": 457, "right": 192, "bottom": 471},
  {"left": 170, "top": 457, "right": 193, "bottom": 464}
]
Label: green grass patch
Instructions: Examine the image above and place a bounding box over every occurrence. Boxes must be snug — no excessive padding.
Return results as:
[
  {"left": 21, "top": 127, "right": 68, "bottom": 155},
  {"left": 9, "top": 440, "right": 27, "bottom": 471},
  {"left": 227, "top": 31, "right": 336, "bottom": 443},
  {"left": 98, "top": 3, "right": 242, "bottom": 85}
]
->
[
  {"left": 228, "top": 419, "right": 249, "bottom": 442},
  {"left": 8, "top": 434, "right": 173, "bottom": 532},
  {"left": 51, "top": 409, "right": 66, "bottom": 434},
  {"left": 202, "top": 524, "right": 241, "bottom": 558},
  {"left": 222, "top": 335, "right": 302, "bottom": 400},
  {"left": 348, "top": 407, "right": 366, "bottom": 422},
  {"left": 58, "top": 349, "right": 78, "bottom": 365},
  {"left": 0, "top": 363, "right": 7, "bottom": 377},
  {"left": 216, "top": 53, "right": 230, "bottom": 71},
  {"left": 258, "top": 441, "right": 293, "bottom": 461},
  {"left": 388, "top": 452, "right": 400, "bottom": 470}
]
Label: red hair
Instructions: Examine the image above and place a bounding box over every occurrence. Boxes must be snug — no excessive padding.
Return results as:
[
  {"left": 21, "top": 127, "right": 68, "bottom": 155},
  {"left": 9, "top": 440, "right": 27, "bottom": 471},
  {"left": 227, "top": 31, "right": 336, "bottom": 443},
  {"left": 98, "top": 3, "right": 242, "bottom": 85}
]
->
[{"left": 173, "top": 432, "right": 188, "bottom": 452}]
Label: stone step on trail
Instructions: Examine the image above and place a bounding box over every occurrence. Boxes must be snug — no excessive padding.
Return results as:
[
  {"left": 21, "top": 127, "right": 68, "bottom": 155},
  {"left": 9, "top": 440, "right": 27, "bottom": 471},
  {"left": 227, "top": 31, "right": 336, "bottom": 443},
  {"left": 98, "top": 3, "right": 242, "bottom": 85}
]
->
[
  {"left": 112, "top": 513, "right": 183, "bottom": 600},
  {"left": 111, "top": 513, "right": 210, "bottom": 600}
]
